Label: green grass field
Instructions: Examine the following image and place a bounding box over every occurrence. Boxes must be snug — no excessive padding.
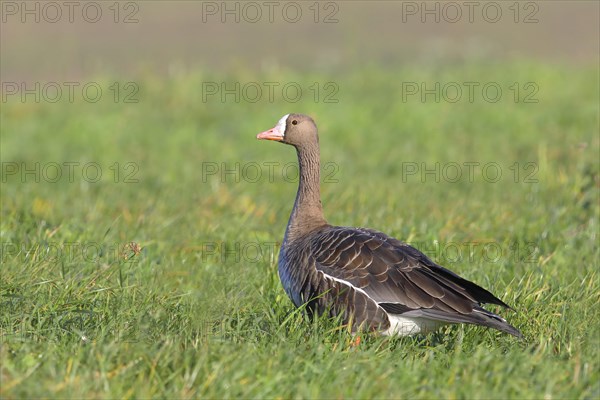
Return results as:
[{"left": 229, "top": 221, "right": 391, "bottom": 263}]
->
[{"left": 1, "top": 61, "right": 598, "bottom": 398}]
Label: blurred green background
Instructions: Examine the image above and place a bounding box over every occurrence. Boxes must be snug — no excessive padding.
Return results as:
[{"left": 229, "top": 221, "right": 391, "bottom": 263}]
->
[
  {"left": 2, "top": 1, "right": 598, "bottom": 78},
  {"left": 1, "top": 1, "right": 599, "bottom": 399}
]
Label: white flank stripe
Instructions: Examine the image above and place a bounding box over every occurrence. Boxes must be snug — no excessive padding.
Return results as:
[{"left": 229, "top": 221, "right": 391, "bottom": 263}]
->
[{"left": 320, "top": 271, "right": 372, "bottom": 299}]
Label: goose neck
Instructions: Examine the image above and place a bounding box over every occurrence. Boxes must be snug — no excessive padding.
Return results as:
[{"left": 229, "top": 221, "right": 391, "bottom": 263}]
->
[{"left": 284, "top": 142, "right": 327, "bottom": 242}]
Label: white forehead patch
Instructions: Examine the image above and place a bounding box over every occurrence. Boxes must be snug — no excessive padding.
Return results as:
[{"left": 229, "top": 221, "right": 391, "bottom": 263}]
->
[{"left": 274, "top": 114, "right": 289, "bottom": 135}]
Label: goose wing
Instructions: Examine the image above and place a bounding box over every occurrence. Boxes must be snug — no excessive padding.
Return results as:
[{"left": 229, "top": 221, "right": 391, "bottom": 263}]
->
[{"left": 311, "top": 226, "right": 521, "bottom": 337}]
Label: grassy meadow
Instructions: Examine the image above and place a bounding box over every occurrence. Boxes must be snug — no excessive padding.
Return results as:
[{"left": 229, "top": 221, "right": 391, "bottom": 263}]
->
[{"left": 1, "top": 61, "right": 599, "bottom": 398}]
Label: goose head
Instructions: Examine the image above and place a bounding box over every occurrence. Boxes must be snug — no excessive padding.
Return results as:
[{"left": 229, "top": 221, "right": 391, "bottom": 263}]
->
[{"left": 257, "top": 114, "right": 318, "bottom": 147}]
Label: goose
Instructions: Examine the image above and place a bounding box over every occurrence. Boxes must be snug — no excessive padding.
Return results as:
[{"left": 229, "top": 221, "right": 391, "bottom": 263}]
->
[{"left": 257, "top": 113, "right": 521, "bottom": 338}]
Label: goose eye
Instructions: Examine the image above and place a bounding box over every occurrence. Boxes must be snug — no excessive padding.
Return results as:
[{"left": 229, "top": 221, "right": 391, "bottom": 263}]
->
[{"left": 291, "top": 120, "right": 298, "bottom": 125}]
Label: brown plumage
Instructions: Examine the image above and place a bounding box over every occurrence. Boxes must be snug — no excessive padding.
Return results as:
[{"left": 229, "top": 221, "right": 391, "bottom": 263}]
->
[{"left": 257, "top": 113, "right": 521, "bottom": 337}]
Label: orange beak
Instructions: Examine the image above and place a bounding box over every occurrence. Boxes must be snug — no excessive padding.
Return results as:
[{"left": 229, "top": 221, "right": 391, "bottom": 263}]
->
[{"left": 257, "top": 126, "right": 284, "bottom": 141}]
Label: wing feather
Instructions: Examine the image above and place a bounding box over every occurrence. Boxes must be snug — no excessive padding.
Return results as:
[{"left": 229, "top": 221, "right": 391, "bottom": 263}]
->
[{"left": 310, "top": 226, "right": 520, "bottom": 336}]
